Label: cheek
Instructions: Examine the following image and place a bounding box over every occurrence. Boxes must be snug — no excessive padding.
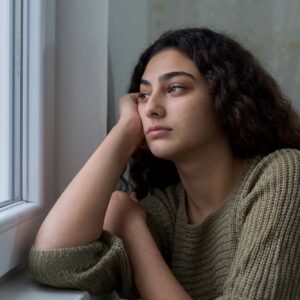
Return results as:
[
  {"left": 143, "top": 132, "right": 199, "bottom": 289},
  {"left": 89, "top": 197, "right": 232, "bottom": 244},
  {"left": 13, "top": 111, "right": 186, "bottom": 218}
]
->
[
  {"left": 175, "top": 103, "right": 204, "bottom": 126},
  {"left": 177, "top": 104, "right": 218, "bottom": 137}
]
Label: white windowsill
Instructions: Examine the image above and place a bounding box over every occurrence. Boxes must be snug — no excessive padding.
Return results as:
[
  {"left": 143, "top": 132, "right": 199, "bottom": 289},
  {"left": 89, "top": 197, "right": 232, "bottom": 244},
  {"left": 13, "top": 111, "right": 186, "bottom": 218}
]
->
[
  {"left": 0, "top": 202, "right": 43, "bottom": 233},
  {"left": 0, "top": 202, "right": 48, "bottom": 277},
  {"left": 0, "top": 269, "right": 120, "bottom": 300}
]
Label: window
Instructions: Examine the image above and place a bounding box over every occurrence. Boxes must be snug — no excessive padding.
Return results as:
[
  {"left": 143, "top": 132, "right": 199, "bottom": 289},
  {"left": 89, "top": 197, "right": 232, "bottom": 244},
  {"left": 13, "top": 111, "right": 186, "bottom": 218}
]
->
[
  {"left": 0, "top": 0, "right": 55, "bottom": 277},
  {"left": 0, "top": 0, "right": 13, "bottom": 207},
  {"left": 0, "top": 0, "right": 24, "bottom": 210}
]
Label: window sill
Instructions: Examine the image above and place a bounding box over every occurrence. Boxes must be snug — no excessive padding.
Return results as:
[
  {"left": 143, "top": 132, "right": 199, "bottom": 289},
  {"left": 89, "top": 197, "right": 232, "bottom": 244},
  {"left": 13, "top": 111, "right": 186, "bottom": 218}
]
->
[
  {"left": 0, "top": 201, "right": 43, "bottom": 233},
  {"left": 0, "top": 202, "right": 47, "bottom": 277},
  {"left": 0, "top": 269, "right": 120, "bottom": 300}
]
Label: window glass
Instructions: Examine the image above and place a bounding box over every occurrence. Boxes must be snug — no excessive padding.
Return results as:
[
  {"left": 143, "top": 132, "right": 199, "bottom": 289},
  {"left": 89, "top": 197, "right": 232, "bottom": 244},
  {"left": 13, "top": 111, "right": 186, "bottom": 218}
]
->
[{"left": 0, "top": 0, "right": 23, "bottom": 208}]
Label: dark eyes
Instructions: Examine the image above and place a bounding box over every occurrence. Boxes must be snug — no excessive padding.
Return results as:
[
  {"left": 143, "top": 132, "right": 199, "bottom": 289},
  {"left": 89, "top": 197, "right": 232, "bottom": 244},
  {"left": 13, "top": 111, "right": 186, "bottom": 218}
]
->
[
  {"left": 137, "top": 93, "right": 150, "bottom": 102},
  {"left": 168, "top": 85, "right": 185, "bottom": 93},
  {"left": 138, "top": 85, "right": 186, "bottom": 102}
]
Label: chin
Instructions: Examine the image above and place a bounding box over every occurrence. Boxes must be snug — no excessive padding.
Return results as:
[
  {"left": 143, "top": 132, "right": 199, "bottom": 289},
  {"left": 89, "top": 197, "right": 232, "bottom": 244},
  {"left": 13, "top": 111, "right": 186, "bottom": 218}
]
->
[{"left": 148, "top": 145, "right": 178, "bottom": 161}]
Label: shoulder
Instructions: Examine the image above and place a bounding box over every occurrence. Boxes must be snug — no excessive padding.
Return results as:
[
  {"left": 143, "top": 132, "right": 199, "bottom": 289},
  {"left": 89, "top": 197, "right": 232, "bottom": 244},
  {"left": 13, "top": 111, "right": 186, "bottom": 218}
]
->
[
  {"left": 235, "top": 148, "right": 300, "bottom": 232},
  {"left": 240, "top": 148, "right": 300, "bottom": 213},
  {"left": 244, "top": 148, "right": 300, "bottom": 191},
  {"left": 256, "top": 148, "right": 300, "bottom": 172},
  {"left": 225, "top": 149, "right": 300, "bottom": 299}
]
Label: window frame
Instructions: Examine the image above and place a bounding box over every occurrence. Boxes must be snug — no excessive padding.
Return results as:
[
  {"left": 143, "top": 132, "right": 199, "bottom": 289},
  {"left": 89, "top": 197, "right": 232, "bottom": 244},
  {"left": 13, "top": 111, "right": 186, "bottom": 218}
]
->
[
  {"left": 0, "top": 0, "right": 55, "bottom": 277},
  {"left": 0, "top": 0, "right": 13, "bottom": 208}
]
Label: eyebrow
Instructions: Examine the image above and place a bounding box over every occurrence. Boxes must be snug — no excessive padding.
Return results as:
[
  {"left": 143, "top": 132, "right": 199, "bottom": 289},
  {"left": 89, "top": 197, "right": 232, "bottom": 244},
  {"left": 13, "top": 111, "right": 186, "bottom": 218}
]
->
[{"left": 140, "top": 71, "right": 196, "bottom": 86}]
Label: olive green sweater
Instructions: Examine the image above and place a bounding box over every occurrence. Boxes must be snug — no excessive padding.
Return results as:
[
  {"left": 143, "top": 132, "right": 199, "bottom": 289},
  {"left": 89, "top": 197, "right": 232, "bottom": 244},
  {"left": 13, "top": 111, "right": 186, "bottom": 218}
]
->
[{"left": 28, "top": 148, "right": 300, "bottom": 299}]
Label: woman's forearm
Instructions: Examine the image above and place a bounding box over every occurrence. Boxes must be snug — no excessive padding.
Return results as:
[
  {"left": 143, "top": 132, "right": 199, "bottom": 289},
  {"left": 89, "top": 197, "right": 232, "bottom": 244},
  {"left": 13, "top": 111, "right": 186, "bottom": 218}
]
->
[
  {"left": 123, "top": 220, "right": 192, "bottom": 300},
  {"left": 34, "top": 120, "right": 140, "bottom": 250}
]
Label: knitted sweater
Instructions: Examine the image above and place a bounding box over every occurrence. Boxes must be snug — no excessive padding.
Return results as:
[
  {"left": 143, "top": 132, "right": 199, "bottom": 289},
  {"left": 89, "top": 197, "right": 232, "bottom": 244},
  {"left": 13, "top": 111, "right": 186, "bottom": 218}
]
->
[{"left": 28, "top": 148, "right": 300, "bottom": 299}]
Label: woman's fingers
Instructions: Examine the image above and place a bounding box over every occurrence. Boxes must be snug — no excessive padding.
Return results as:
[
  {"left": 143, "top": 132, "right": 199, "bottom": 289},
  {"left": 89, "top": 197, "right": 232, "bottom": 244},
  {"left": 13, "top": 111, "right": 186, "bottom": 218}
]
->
[
  {"left": 116, "top": 93, "right": 145, "bottom": 150},
  {"left": 118, "top": 93, "right": 139, "bottom": 117}
]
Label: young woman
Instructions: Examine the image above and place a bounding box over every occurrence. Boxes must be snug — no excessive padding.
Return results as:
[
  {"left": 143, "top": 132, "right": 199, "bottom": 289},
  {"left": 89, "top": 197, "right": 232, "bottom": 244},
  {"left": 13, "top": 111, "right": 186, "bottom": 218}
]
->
[{"left": 29, "top": 28, "right": 300, "bottom": 299}]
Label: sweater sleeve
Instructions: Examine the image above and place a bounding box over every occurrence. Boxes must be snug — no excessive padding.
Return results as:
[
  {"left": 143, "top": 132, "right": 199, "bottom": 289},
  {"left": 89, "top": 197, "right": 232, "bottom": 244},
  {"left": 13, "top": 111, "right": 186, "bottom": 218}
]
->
[
  {"left": 218, "top": 149, "right": 300, "bottom": 299},
  {"left": 28, "top": 230, "right": 137, "bottom": 299},
  {"left": 28, "top": 185, "right": 176, "bottom": 299}
]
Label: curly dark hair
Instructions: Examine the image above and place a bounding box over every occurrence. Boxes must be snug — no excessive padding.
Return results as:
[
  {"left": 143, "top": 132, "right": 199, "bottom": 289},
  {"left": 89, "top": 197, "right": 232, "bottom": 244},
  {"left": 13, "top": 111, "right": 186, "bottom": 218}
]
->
[{"left": 124, "top": 27, "right": 300, "bottom": 198}]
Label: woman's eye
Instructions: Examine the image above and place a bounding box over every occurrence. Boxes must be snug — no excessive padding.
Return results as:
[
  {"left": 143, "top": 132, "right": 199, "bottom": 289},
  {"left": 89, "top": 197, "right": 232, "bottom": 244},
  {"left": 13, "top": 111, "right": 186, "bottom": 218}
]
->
[
  {"left": 137, "top": 93, "right": 150, "bottom": 102},
  {"left": 168, "top": 85, "right": 185, "bottom": 94}
]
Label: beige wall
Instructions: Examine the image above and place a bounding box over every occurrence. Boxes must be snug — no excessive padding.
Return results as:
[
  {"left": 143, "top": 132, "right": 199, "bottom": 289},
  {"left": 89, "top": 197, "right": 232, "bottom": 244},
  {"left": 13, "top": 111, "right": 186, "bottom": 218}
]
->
[{"left": 55, "top": 0, "right": 108, "bottom": 197}]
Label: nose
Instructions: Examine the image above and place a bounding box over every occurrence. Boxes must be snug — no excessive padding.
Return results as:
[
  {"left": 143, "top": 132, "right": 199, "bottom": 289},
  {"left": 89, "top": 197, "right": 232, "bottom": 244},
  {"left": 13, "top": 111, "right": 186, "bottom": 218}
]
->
[{"left": 144, "top": 93, "right": 166, "bottom": 118}]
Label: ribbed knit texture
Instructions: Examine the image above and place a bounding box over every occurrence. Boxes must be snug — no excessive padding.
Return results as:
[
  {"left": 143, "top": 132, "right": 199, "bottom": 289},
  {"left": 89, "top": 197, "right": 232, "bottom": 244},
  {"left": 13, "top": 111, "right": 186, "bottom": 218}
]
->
[{"left": 28, "top": 148, "right": 300, "bottom": 299}]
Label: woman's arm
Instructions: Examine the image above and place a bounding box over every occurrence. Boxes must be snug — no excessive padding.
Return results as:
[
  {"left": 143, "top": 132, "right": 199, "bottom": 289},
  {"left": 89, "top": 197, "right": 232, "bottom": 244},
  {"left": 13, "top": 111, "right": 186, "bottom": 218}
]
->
[
  {"left": 123, "top": 219, "right": 192, "bottom": 300},
  {"left": 103, "top": 191, "right": 191, "bottom": 299},
  {"left": 218, "top": 149, "right": 300, "bottom": 299},
  {"left": 34, "top": 94, "right": 143, "bottom": 250}
]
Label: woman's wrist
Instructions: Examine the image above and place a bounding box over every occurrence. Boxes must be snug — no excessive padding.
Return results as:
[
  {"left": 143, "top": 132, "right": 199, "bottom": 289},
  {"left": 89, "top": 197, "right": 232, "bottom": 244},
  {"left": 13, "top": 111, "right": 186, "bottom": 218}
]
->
[
  {"left": 115, "top": 117, "right": 144, "bottom": 152},
  {"left": 121, "top": 218, "right": 192, "bottom": 300},
  {"left": 120, "top": 214, "right": 148, "bottom": 243}
]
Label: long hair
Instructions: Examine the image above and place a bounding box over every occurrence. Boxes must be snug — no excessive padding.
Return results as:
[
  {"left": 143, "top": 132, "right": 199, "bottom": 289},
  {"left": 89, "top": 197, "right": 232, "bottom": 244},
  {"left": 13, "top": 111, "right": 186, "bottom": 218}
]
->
[{"left": 124, "top": 27, "right": 300, "bottom": 198}]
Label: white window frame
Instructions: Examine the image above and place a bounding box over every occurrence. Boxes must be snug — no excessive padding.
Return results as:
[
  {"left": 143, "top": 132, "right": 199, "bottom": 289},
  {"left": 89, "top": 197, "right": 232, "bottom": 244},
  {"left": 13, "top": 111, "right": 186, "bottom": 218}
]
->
[
  {"left": 0, "top": 0, "right": 55, "bottom": 277},
  {"left": 0, "top": 0, "right": 11, "bottom": 207}
]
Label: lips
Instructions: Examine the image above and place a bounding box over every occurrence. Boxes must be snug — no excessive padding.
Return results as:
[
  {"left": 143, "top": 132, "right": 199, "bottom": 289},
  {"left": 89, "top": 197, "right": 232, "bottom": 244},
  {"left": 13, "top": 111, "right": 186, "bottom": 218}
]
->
[{"left": 146, "top": 125, "right": 172, "bottom": 134}]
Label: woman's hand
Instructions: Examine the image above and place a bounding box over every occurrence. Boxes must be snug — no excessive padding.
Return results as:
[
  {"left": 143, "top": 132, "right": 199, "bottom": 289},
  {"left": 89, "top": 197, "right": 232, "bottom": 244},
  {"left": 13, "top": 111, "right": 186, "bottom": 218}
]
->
[
  {"left": 118, "top": 93, "right": 142, "bottom": 131},
  {"left": 103, "top": 191, "right": 146, "bottom": 238},
  {"left": 117, "top": 93, "right": 147, "bottom": 151},
  {"left": 118, "top": 93, "right": 140, "bottom": 120}
]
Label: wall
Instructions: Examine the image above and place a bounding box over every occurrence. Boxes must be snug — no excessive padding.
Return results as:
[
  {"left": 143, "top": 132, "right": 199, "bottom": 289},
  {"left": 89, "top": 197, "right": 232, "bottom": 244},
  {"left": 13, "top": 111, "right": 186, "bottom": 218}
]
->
[
  {"left": 55, "top": 0, "right": 108, "bottom": 196},
  {"left": 55, "top": 0, "right": 150, "bottom": 195},
  {"left": 148, "top": 0, "right": 300, "bottom": 111},
  {"left": 107, "top": 0, "right": 149, "bottom": 129}
]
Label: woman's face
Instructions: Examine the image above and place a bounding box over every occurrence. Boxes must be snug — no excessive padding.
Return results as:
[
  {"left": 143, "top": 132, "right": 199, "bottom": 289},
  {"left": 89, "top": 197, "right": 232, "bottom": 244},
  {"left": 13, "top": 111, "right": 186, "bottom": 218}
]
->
[{"left": 137, "top": 49, "right": 225, "bottom": 162}]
